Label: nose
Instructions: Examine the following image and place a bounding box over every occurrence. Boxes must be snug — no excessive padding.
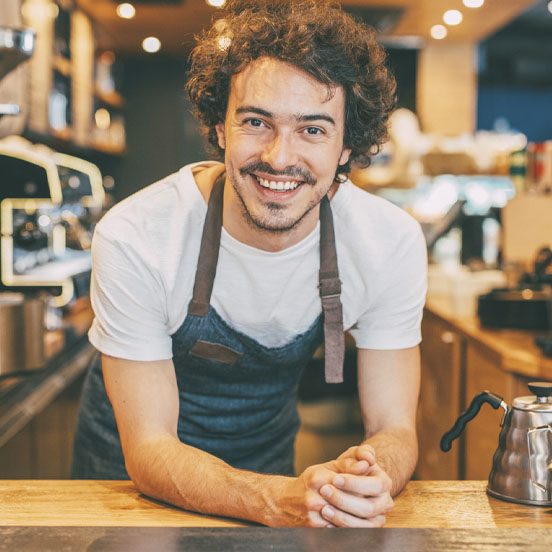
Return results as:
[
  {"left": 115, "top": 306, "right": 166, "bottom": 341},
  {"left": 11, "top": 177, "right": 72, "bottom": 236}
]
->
[{"left": 260, "top": 131, "right": 299, "bottom": 172}]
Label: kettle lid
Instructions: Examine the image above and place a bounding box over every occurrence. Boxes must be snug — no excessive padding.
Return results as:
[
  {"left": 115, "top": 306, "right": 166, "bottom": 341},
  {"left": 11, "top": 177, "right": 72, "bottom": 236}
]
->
[{"left": 513, "top": 382, "right": 552, "bottom": 412}]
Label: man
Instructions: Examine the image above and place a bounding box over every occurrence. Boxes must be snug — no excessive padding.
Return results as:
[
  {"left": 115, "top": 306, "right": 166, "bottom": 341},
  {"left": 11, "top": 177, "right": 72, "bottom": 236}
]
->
[{"left": 72, "top": 0, "right": 427, "bottom": 528}]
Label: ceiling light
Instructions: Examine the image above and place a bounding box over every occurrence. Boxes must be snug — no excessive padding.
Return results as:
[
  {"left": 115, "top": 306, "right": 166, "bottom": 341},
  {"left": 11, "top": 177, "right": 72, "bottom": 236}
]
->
[
  {"left": 463, "top": 0, "right": 484, "bottom": 7},
  {"left": 116, "top": 3, "right": 136, "bottom": 19},
  {"left": 443, "top": 10, "right": 463, "bottom": 25},
  {"left": 99, "top": 51, "right": 116, "bottom": 65},
  {"left": 548, "top": 1, "right": 552, "bottom": 14},
  {"left": 142, "top": 36, "right": 161, "bottom": 53},
  {"left": 206, "top": 0, "right": 226, "bottom": 7},
  {"left": 430, "top": 25, "right": 447, "bottom": 40}
]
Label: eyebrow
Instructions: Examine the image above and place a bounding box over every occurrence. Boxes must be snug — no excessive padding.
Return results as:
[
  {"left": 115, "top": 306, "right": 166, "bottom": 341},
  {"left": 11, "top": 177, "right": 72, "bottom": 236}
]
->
[{"left": 235, "top": 105, "right": 336, "bottom": 127}]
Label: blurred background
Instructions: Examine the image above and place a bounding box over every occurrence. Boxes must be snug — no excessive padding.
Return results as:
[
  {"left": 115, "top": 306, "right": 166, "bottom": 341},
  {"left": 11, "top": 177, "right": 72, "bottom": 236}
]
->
[
  {"left": 2, "top": 0, "right": 551, "bottom": 198},
  {"left": 1, "top": 0, "right": 552, "bottom": 481}
]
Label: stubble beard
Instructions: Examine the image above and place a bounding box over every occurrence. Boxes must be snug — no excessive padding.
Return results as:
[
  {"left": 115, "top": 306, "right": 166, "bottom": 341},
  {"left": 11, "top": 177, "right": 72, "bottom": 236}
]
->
[{"left": 228, "top": 168, "right": 327, "bottom": 234}]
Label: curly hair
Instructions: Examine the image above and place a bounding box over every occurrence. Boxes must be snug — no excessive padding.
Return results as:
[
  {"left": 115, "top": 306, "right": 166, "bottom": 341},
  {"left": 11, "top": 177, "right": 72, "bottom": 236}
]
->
[{"left": 186, "top": 0, "right": 397, "bottom": 177}]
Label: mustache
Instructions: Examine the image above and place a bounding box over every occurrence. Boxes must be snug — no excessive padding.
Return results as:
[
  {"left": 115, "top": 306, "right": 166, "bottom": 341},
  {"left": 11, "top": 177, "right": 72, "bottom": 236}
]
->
[{"left": 239, "top": 161, "right": 316, "bottom": 185}]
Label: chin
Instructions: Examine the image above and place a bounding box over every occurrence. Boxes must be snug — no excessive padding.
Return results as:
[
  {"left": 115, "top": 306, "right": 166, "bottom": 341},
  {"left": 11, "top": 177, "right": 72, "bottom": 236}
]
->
[
  {"left": 249, "top": 202, "right": 316, "bottom": 233},
  {"left": 247, "top": 211, "right": 299, "bottom": 233}
]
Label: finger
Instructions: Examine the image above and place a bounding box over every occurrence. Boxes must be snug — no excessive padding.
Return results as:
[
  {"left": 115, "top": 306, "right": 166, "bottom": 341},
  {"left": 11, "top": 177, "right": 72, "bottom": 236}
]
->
[
  {"left": 337, "top": 445, "right": 376, "bottom": 466},
  {"left": 321, "top": 505, "right": 386, "bottom": 528},
  {"left": 355, "top": 444, "right": 376, "bottom": 464},
  {"left": 307, "top": 509, "right": 336, "bottom": 528},
  {"left": 304, "top": 465, "right": 339, "bottom": 490},
  {"left": 337, "top": 446, "right": 359, "bottom": 460},
  {"left": 320, "top": 485, "right": 394, "bottom": 518},
  {"left": 333, "top": 457, "right": 370, "bottom": 475},
  {"left": 332, "top": 473, "right": 392, "bottom": 496}
]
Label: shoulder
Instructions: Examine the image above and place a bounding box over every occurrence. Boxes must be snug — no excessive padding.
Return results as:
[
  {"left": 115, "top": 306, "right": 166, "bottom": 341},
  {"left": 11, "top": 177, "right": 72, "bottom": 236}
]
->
[{"left": 95, "top": 161, "right": 215, "bottom": 242}]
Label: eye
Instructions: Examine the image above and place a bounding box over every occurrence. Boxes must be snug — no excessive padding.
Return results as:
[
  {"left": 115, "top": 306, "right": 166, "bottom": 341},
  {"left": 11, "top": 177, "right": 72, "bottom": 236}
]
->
[
  {"left": 245, "top": 118, "right": 264, "bottom": 128},
  {"left": 305, "top": 127, "right": 323, "bottom": 136}
]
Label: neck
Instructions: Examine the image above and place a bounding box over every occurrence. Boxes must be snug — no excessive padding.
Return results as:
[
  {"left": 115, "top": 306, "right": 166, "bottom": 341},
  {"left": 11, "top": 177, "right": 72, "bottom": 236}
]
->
[
  {"left": 222, "top": 184, "right": 320, "bottom": 252},
  {"left": 194, "top": 166, "right": 340, "bottom": 253}
]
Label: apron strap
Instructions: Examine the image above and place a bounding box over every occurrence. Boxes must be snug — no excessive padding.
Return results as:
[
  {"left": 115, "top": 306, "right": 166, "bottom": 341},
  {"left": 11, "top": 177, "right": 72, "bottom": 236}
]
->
[
  {"left": 319, "top": 195, "right": 345, "bottom": 384},
  {"left": 189, "top": 171, "right": 344, "bottom": 383},
  {"left": 188, "top": 171, "right": 225, "bottom": 317}
]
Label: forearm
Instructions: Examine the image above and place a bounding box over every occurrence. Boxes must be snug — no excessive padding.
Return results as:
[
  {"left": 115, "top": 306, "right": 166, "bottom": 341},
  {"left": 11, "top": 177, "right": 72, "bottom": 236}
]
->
[
  {"left": 362, "top": 426, "right": 418, "bottom": 496},
  {"left": 126, "top": 434, "right": 290, "bottom": 525}
]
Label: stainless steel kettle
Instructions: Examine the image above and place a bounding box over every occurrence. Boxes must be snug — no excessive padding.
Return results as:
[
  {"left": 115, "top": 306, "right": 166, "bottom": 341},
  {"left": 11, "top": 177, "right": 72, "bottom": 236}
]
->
[{"left": 441, "top": 381, "right": 552, "bottom": 506}]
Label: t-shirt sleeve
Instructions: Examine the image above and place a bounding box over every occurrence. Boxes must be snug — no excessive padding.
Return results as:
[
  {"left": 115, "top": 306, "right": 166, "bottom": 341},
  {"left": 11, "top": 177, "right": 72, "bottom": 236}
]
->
[
  {"left": 348, "top": 219, "right": 428, "bottom": 350},
  {"left": 88, "top": 227, "right": 173, "bottom": 361}
]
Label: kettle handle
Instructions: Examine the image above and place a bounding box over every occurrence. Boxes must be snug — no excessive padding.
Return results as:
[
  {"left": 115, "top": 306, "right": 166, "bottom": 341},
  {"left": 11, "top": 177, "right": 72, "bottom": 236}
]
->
[
  {"left": 440, "top": 391, "right": 506, "bottom": 452},
  {"left": 527, "top": 425, "right": 552, "bottom": 501}
]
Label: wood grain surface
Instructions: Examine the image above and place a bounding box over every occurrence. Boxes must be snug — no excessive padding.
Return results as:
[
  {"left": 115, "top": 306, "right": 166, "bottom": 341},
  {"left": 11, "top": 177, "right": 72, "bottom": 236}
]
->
[
  {"left": 0, "top": 480, "right": 248, "bottom": 527},
  {"left": 1, "top": 480, "right": 551, "bottom": 528},
  {"left": 389, "top": 481, "right": 552, "bottom": 528}
]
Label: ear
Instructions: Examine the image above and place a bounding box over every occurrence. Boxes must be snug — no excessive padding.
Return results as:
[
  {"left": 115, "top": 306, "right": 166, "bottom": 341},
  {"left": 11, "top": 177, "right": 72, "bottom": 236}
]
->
[
  {"left": 338, "top": 147, "right": 351, "bottom": 166},
  {"left": 215, "top": 123, "right": 226, "bottom": 149}
]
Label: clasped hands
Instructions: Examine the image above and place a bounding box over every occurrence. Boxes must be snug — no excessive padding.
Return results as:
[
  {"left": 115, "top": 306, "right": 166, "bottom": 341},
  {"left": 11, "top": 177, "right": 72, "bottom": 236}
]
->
[{"left": 291, "top": 444, "right": 393, "bottom": 527}]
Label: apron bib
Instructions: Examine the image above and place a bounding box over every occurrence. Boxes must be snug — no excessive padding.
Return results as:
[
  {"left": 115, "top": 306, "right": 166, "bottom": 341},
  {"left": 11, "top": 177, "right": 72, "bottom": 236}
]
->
[{"left": 72, "top": 172, "right": 344, "bottom": 478}]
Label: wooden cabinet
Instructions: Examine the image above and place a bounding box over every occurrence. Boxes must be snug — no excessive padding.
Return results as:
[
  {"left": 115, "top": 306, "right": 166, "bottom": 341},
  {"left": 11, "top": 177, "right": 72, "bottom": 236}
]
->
[
  {"left": 417, "top": 311, "right": 463, "bottom": 479},
  {"left": 463, "top": 345, "right": 538, "bottom": 479},
  {"left": 417, "top": 299, "right": 552, "bottom": 481},
  {"left": 463, "top": 342, "right": 510, "bottom": 479},
  {"left": 0, "top": 375, "right": 84, "bottom": 478}
]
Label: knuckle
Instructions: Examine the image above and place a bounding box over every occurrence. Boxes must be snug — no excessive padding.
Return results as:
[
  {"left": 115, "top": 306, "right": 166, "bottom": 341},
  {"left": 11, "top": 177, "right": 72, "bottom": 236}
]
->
[
  {"left": 374, "top": 515, "right": 386, "bottom": 527},
  {"left": 372, "top": 481, "right": 384, "bottom": 495},
  {"left": 305, "top": 492, "right": 324, "bottom": 510},
  {"left": 327, "top": 510, "right": 345, "bottom": 527},
  {"left": 345, "top": 445, "right": 358, "bottom": 457},
  {"left": 310, "top": 472, "right": 327, "bottom": 488},
  {"left": 342, "top": 458, "right": 357, "bottom": 471},
  {"left": 328, "top": 491, "right": 343, "bottom": 510},
  {"left": 378, "top": 476, "right": 392, "bottom": 494},
  {"left": 361, "top": 502, "right": 375, "bottom": 518},
  {"left": 306, "top": 512, "right": 324, "bottom": 527},
  {"left": 364, "top": 515, "right": 385, "bottom": 528},
  {"left": 303, "top": 466, "right": 326, "bottom": 487}
]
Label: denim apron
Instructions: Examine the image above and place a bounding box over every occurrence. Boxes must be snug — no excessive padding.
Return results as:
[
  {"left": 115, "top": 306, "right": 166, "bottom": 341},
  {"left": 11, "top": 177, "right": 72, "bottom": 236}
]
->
[{"left": 72, "top": 172, "right": 344, "bottom": 479}]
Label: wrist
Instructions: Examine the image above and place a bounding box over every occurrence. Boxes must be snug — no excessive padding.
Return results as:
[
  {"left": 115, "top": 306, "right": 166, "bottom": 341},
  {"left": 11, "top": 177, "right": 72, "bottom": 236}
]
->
[
  {"left": 254, "top": 474, "right": 295, "bottom": 526},
  {"left": 224, "top": 468, "right": 293, "bottom": 526}
]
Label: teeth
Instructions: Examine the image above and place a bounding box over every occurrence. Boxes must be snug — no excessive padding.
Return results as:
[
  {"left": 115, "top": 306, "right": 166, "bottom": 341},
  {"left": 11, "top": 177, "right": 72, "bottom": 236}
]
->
[{"left": 256, "top": 177, "right": 300, "bottom": 191}]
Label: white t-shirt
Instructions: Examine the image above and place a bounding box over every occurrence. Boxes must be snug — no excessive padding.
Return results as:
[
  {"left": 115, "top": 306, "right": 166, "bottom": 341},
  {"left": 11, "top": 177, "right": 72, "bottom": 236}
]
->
[{"left": 88, "top": 161, "right": 427, "bottom": 361}]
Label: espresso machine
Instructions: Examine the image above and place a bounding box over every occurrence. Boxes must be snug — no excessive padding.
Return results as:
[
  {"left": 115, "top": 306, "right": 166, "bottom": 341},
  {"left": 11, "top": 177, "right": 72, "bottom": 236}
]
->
[
  {"left": 0, "top": 138, "right": 105, "bottom": 309},
  {"left": 0, "top": 25, "right": 104, "bottom": 311}
]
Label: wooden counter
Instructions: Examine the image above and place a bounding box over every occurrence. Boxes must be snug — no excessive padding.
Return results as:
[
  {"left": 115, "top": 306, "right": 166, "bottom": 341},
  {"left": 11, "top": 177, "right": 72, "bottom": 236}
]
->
[
  {"left": 0, "top": 301, "right": 96, "bottom": 478},
  {"left": 1, "top": 480, "right": 551, "bottom": 529},
  {"left": 2, "top": 481, "right": 552, "bottom": 551}
]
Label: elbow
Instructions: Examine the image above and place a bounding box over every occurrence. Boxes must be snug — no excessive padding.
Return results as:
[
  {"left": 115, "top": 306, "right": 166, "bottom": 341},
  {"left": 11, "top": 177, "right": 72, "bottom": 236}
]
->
[
  {"left": 124, "top": 447, "right": 152, "bottom": 495},
  {"left": 121, "top": 437, "right": 167, "bottom": 499}
]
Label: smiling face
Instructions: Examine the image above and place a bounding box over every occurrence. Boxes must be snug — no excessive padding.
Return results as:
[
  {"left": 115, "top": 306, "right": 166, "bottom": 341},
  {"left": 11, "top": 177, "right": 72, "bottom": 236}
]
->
[{"left": 216, "top": 57, "right": 351, "bottom": 249}]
